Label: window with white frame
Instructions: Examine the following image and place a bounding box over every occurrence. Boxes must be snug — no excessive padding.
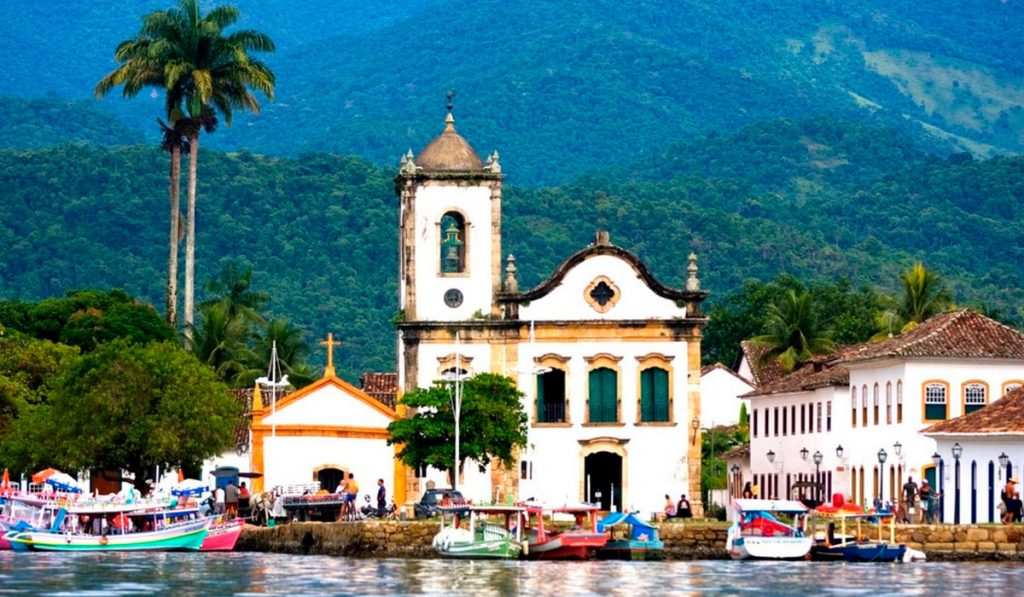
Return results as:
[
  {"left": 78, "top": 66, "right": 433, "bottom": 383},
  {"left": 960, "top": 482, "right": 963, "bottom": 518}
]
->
[
  {"left": 826, "top": 400, "right": 832, "bottom": 431},
  {"left": 816, "top": 402, "right": 822, "bottom": 433},
  {"left": 924, "top": 383, "right": 948, "bottom": 420},
  {"left": 897, "top": 381, "right": 903, "bottom": 423},
  {"left": 1006, "top": 383, "right": 1023, "bottom": 396},
  {"left": 964, "top": 383, "right": 987, "bottom": 414},
  {"left": 851, "top": 387, "right": 857, "bottom": 427},
  {"left": 862, "top": 385, "right": 868, "bottom": 426},
  {"left": 886, "top": 382, "right": 892, "bottom": 424},
  {"left": 873, "top": 383, "right": 879, "bottom": 425}
]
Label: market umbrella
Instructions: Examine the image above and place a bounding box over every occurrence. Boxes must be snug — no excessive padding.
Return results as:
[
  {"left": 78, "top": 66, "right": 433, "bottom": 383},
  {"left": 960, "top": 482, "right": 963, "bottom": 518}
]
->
[
  {"left": 44, "top": 472, "right": 81, "bottom": 493},
  {"left": 172, "top": 478, "right": 207, "bottom": 497},
  {"left": 32, "top": 467, "right": 61, "bottom": 484}
]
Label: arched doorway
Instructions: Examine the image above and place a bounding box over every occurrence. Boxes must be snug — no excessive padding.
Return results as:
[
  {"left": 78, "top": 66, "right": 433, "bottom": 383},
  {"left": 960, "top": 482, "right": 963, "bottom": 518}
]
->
[
  {"left": 584, "top": 452, "right": 622, "bottom": 512},
  {"left": 317, "top": 467, "right": 345, "bottom": 493}
]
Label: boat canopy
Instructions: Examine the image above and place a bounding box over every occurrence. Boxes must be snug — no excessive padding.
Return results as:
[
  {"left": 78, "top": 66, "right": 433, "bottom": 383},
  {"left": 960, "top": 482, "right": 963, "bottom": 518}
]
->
[
  {"left": 733, "top": 498, "right": 809, "bottom": 513},
  {"left": 598, "top": 512, "right": 657, "bottom": 539}
]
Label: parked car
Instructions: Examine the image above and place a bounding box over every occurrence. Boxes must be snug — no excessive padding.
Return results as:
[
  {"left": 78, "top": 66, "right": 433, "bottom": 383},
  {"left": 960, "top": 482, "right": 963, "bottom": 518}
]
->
[{"left": 414, "top": 488, "right": 465, "bottom": 518}]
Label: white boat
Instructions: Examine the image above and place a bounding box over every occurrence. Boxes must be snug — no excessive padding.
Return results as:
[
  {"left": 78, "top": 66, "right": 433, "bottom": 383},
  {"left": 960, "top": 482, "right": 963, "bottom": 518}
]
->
[{"left": 726, "top": 498, "right": 813, "bottom": 560}]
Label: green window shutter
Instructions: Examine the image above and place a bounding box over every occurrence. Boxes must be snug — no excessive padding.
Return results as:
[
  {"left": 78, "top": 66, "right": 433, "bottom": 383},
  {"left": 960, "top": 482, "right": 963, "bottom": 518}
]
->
[
  {"left": 653, "top": 368, "right": 669, "bottom": 422},
  {"left": 603, "top": 369, "right": 617, "bottom": 422},
  {"left": 640, "top": 369, "right": 653, "bottom": 422},
  {"left": 589, "top": 369, "right": 601, "bottom": 422},
  {"left": 537, "top": 374, "right": 546, "bottom": 422}
]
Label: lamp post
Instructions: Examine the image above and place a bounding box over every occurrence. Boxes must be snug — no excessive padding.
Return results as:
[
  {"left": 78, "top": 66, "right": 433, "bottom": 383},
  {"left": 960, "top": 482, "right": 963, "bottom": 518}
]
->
[
  {"left": 877, "top": 448, "right": 888, "bottom": 508},
  {"left": 999, "top": 452, "right": 1010, "bottom": 479},
  {"left": 442, "top": 332, "right": 468, "bottom": 493},
  {"left": 691, "top": 417, "right": 700, "bottom": 445},
  {"left": 813, "top": 450, "right": 823, "bottom": 503},
  {"left": 836, "top": 445, "right": 844, "bottom": 459},
  {"left": 730, "top": 464, "right": 740, "bottom": 498},
  {"left": 952, "top": 442, "right": 962, "bottom": 524},
  {"left": 932, "top": 452, "right": 943, "bottom": 523}
]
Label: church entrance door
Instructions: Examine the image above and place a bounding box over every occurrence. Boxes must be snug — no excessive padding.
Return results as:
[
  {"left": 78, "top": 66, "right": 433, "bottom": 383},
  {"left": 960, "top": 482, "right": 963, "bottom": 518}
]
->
[
  {"left": 584, "top": 451, "right": 622, "bottom": 512},
  {"left": 318, "top": 467, "right": 345, "bottom": 493}
]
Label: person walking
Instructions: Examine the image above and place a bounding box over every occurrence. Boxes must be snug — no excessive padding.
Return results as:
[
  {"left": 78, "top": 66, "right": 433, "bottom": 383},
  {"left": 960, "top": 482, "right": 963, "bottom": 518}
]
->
[
  {"left": 225, "top": 480, "right": 240, "bottom": 520},
  {"left": 902, "top": 476, "right": 918, "bottom": 524}
]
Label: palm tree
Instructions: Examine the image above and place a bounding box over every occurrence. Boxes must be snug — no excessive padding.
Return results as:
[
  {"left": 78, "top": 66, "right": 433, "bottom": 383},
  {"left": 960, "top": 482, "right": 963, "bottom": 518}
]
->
[
  {"left": 874, "top": 262, "right": 953, "bottom": 338},
  {"left": 201, "top": 260, "right": 269, "bottom": 327},
  {"left": 753, "top": 289, "right": 834, "bottom": 374},
  {"left": 143, "top": 0, "right": 276, "bottom": 340},
  {"left": 96, "top": 30, "right": 188, "bottom": 328},
  {"left": 187, "top": 301, "right": 255, "bottom": 385},
  {"left": 100, "top": 0, "right": 275, "bottom": 341}
]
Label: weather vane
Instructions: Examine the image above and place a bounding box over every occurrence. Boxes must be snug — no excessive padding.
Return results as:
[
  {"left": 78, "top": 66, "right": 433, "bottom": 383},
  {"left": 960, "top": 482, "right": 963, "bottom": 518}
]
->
[{"left": 446, "top": 90, "right": 455, "bottom": 113}]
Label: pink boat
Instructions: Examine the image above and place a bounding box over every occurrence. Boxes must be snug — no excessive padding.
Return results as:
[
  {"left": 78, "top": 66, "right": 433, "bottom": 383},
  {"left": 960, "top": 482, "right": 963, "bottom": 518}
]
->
[{"left": 200, "top": 519, "right": 244, "bottom": 551}]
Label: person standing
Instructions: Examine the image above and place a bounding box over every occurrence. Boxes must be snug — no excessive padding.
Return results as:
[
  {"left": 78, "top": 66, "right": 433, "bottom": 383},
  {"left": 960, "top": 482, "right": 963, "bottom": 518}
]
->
[
  {"left": 918, "top": 479, "right": 934, "bottom": 523},
  {"left": 677, "top": 494, "right": 693, "bottom": 519},
  {"left": 225, "top": 480, "right": 240, "bottom": 520},
  {"left": 214, "top": 485, "right": 226, "bottom": 516},
  {"left": 902, "top": 476, "right": 918, "bottom": 523},
  {"left": 345, "top": 473, "right": 360, "bottom": 521},
  {"left": 376, "top": 479, "right": 387, "bottom": 517}
]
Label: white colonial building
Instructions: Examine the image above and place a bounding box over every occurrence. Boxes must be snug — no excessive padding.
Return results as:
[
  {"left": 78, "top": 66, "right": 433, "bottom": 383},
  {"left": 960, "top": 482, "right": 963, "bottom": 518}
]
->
[
  {"left": 746, "top": 310, "right": 1024, "bottom": 512},
  {"left": 924, "top": 386, "right": 1024, "bottom": 524},
  {"left": 700, "top": 363, "right": 754, "bottom": 428},
  {"left": 394, "top": 110, "right": 708, "bottom": 516}
]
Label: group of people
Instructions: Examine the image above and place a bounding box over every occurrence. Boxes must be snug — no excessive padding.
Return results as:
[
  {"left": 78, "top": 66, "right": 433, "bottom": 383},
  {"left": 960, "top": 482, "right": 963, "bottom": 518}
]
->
[
  {"left": 205, "top": 480, "right": 250, "bottom": 520},
  {"left": 660, "top": 493, "right": 693, "bottom": 521},
  {"left": 334, "top": 474, "right": 389, "bottom": 521},
  {"left": 900, "top": 476, "right": 937, "bottom": 523}
]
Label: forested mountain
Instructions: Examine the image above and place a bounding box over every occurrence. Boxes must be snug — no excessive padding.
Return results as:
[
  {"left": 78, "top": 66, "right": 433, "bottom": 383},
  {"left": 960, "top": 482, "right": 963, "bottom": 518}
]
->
[
  {"left": 1, "top": 119, "right": 1021, "bottom": 377},
  {"left": 2, "top": 0, "right": 1023, "bottom": 183}
]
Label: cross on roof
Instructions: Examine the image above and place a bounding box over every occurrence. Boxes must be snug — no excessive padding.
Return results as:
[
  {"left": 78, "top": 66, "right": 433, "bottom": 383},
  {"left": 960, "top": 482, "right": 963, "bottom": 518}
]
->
[{"left": 321, "top": 332, "right": 342, "bottom": 377}]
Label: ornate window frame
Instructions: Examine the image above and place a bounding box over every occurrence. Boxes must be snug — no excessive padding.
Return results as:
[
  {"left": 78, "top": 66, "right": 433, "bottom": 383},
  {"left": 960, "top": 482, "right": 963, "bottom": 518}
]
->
[
  {"left": 584, "top": 353, "right": 623, "bottom": 426},
  {"left": 534, "top": 353, "right": 571, "bottom": 427},
  {"left": 583, "top": 276, "right": 621, "bottom": 314},
  {"left": 922, "top": 380, "right": 950, "bottom": 422},
  {"left": 437, "top": 209, "right": 471, "bottom": 277},
  {"left": 635, "top": 353, "right": 675, "bottom": 425},
  {"left": 962, "top": 380, "right": 988, "bottom": 415}
]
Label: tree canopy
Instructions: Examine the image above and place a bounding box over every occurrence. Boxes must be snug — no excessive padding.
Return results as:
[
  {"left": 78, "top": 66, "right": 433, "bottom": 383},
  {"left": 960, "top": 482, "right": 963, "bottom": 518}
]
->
[
  {"left": 387, "top": 373, "right": 529, "bottom": 484},
  {"left": 1, "top": 340, "right": 240, "bottom": 489}
]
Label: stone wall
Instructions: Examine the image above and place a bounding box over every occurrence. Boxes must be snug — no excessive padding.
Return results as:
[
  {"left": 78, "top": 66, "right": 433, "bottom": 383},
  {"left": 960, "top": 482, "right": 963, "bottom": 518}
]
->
[{"left": 236, "top": 521, "right": 1024, "bottom": 560}]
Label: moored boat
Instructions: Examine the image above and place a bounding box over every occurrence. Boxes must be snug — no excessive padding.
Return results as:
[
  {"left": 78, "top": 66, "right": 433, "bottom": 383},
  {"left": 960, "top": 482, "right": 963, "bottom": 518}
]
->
[
  {"left": 596, "top": 511, "right": 663, "bottom": 560},
  {"left": 810, "top": 510, "right": 923, "bottom": 563},
  {"left": 432, "top": 505, "right": 526, "bottom": 559},
  {"left": 201, "top": 518, "right": 245, "bottom": 551},
  {"left": 7, "top": 517, "right": 209, "bottom": 552},
  {"left": 726, "top": 499, "right": 813, "bottom": 560},
  {"left": 522, "top": 503, "right": 608, "bottom": 560}
]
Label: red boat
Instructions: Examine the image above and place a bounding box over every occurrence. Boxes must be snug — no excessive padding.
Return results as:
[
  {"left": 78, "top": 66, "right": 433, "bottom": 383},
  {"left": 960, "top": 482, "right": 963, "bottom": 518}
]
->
[
  {"left": 200, "top": 519, "right": 244, "bottom": 551},
  {"left": 521, "top": 503, "right": 608, "bottom": 560}
]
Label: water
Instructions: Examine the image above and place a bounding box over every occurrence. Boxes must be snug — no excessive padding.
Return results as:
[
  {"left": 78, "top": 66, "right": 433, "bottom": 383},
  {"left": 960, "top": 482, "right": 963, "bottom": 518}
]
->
[{"left": 0, "top": 552, "right": 1020, "bottom": 596}]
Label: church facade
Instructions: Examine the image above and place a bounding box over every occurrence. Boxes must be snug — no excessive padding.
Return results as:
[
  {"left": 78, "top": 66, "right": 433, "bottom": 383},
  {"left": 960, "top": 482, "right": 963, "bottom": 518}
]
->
[{"left": 394, "top": 111, "right": 708, "bottom": 515}]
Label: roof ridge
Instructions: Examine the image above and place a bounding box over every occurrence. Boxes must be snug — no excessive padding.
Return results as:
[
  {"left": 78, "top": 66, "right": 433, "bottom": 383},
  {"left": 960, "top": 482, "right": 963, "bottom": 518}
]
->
[{"left": 892, "top": 309, "right": 963, "bottom": 355}]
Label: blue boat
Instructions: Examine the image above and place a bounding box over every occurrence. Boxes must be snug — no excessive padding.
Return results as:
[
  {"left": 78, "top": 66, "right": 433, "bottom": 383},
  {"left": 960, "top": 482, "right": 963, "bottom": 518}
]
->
[
  {"left": 597, "top": 511, "right": 663, "bottom": 560},
  {"left": 810, "top": 512, "right": 924, "bottom": 563}
]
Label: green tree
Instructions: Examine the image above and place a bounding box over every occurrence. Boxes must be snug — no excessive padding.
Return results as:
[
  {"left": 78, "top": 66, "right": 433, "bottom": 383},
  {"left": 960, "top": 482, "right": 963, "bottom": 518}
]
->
[
  {"left": 201, "top": 260, "right": 269, "bottom": 326},
  {"left": 251, "top": 318, "right": 313, "bottom": 388},
  {"left": 753, "top": 289, "right": 834, "bottom": 374},
  {"left": 0, "top": 334, "right": 80, "bottom": 442},
  {"left": 187, "top": 301, "right": 255, "bottom": 386},
  {"left": 387, "top": 373, "right": 528, "bottom": 485},
  {"left": 4, "top": 340, "right": 240, "bottom": 489}
]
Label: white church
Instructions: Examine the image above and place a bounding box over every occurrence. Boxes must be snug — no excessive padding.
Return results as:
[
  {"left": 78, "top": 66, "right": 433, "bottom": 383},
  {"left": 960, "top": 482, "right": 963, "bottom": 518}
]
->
[{"left": 214, "top": 110, "right": 709, "bottom": 517}]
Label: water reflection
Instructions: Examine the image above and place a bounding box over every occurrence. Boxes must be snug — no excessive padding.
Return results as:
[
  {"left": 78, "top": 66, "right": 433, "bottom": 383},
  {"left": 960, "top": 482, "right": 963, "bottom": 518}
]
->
[{"left": 1, "top": 552, "right": 1023, "bottom": 596}]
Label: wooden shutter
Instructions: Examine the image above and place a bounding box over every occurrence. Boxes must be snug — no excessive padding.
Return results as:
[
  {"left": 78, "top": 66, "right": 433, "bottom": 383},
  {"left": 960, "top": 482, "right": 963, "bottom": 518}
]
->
[
  {"left": 653, "top": 367, "right": 669, "bottom": 422},
  {"left": 640, "top": 369, "right": 653, "bottom": 421},
  {"left": 536, "top": 374, "right": 546, "bottom": 422}
]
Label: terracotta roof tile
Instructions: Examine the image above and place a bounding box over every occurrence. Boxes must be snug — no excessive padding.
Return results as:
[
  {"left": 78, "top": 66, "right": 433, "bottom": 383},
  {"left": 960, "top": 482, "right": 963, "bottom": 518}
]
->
[
  {"left": 840, "top": 309, "right": 1024, "bottom": 364},
  {"left": 739, "top": 340, "right": 784, "bottom": 387},
  {"left": 924, "top": 386, "right": 1024, "bottom": 434},
  {"left": 360, "top": 372, "right": 398, "bottom": 410},
  {"left": 742, "top": 361, "right": 849, "bottom": 398}
]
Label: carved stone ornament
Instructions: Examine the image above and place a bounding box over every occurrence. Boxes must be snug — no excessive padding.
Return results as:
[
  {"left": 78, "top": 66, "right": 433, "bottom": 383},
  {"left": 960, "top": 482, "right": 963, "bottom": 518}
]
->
[{"left": 584, "top": 276, "right": 620, "bottom": 314}]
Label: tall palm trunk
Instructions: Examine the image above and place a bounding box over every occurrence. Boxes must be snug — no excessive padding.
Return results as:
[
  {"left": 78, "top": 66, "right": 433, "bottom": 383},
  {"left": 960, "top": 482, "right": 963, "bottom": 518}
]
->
[
  {"left": 184, "top": 131, "right": 199, "bottom": 341},
  {"left": 167, "top": 143, "right": 182, "bottom": 328}
]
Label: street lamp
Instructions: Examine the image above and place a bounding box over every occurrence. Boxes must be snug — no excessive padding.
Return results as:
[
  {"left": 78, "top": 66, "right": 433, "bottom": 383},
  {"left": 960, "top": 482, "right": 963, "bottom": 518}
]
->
[
  {"left": 931, "top": 452, "right": 943, "bottom": 523},
  {"left": 766, "top": 450, "right": 775, "bottom": 464},
  {"left": 952, "top": 443, "right": 962, "bottom": 524},
  {"left": 835, "top": 445, "right": 844, "bottom": 459},
  {"left": 442, "top": 332, "right": 469, "bottom": 492},
  {"left": 813, "top": 450, "right": 823, "bottom": 502},
  {"left": 800, "top": 447, "right": 809, "bottom": 461},
  {"left": 730, "top": 464, "right": 740, "bottom": 498},
  {"left": 893, "top": 441, "right": 902, "bottom": 457},
  {"left": 999, "top": 452, "right": 1010, "bottom": 479},
  {"left": 691, "top": 417, "right": 700, "bottom": 445},
  {"left": 877, "top": 448, "right": 888, "bottom": 508}
]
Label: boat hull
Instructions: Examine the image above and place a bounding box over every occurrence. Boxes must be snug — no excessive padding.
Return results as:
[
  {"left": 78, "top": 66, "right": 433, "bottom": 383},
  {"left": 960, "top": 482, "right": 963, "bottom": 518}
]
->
[
  {"left": 201, "top": 520, "right": 244, "bottom": 551},
  {"left": 9, "top": 519, "right": 208, "bottom": 552},
  {"left": 597, "top": 539, "right": 665, "bottom": 560},
  {"left": 438, "top": 538, "right": 522, "bottom": 559},
  {"left": 810, "top": 542, "right": 907, "bottom": 563},
  {"left": 729, "top": 536, "right": 813, "bottom": 560},
  {"left": 527, "top": 532, "right": 607, "bottom": 560}
]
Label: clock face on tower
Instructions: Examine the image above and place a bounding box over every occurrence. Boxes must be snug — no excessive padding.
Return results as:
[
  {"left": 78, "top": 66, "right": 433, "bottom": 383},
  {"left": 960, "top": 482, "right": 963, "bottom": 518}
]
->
[{"left": 444, "top": 288, "right": 464, "bottom": 308}]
